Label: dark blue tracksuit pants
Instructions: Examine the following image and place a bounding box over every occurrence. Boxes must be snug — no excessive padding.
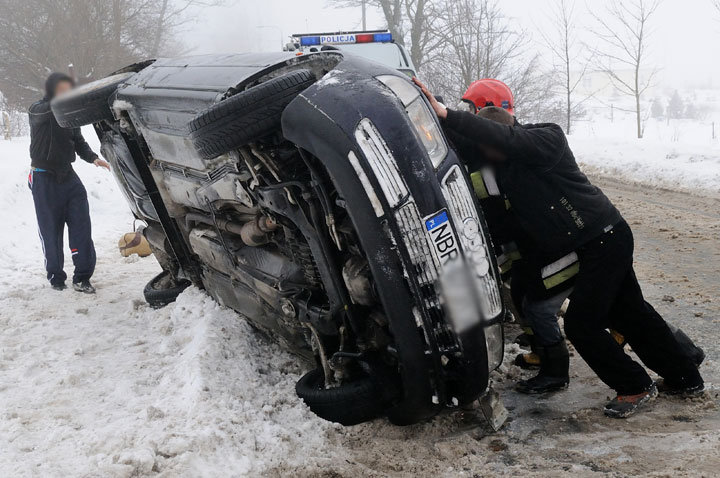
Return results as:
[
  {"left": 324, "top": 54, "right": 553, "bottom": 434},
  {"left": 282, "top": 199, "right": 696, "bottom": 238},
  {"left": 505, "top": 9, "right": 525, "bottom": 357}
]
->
[{"left": 29, "top": 169, "right": 96, "bottom": 285}]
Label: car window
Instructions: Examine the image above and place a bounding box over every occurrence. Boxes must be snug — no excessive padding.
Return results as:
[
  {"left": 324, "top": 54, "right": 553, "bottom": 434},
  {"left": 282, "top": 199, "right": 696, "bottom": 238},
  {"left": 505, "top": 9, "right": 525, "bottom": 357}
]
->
[{"left": 335, "top": 43, "right": 411, "bottom": 72}]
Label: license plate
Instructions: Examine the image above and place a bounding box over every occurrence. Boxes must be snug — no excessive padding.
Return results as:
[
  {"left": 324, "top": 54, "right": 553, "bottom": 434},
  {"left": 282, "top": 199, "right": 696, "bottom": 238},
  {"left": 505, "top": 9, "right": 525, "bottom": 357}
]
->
[{"left": 425, "top": 210, "right": 460, "bottom": 265}]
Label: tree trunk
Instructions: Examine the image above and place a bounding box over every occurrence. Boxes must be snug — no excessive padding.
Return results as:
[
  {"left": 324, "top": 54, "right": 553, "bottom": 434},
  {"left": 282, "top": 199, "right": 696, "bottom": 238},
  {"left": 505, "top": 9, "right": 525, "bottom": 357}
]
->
[
  {"left": 566, "top": 89, "right": 572, "bottom": 135},
  {"left": 635, "top": 64, "right": 642, "bottom": 138},
  {"left": 636, "top": 93, "right": 642, "bottom": 139}
]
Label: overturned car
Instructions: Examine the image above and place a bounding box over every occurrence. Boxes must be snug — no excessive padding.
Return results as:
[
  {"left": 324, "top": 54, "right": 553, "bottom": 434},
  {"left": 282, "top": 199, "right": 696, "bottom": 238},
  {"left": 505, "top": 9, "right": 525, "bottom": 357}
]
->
[{"left": 50, "top": 52, "right": 505, "bottom": 426}]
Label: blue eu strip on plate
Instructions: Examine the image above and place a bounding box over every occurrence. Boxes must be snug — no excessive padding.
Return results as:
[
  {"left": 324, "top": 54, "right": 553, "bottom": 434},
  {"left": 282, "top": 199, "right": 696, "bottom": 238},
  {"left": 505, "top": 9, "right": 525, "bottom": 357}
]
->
[{"left": 425, "top": 210, "right": 449, "bottom": 232}]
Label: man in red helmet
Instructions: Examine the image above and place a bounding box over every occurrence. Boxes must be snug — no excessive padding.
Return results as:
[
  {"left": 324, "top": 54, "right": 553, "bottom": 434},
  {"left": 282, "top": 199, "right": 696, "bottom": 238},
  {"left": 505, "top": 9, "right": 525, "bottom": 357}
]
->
[
  {"left": 414, "top": 77, "right": 704, "bottom": 418},
  {"left": 459, "top": 78, "right": 515, "bottom": 115}
]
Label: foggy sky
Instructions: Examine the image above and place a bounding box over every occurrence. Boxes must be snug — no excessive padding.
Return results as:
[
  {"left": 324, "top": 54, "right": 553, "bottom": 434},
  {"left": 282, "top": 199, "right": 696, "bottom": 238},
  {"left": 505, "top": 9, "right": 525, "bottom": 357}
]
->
[{"left": 184, "top": 0, "right": 720, "bottom": 89}]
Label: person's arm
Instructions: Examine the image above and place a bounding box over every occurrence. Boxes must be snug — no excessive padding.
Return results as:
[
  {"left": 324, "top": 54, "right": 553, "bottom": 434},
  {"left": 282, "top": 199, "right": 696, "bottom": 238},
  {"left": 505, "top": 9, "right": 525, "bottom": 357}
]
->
[
  {"left": 73, "top": 128, "right": 111, "bottom": 170},
  {"left": 28, "top": 100, "right": 53, "bottom": 127},
  {"left": 412, "top": 77, "right": 566, "bottom": 169},
  {"left": 444, "top": 127, "right": 488, "bottom": 167},
  {"left": 444, "top": 109, "right": 566, "bottom": 167}
]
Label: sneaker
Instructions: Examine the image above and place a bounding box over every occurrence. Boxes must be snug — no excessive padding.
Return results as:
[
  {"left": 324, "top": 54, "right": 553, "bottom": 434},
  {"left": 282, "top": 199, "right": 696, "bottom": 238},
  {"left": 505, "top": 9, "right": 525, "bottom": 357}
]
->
[
  {"left": 604, "top": 383, "right": 658, "bottom": 418},
  {"left": 51, "top": 282, "right": 67, "bottom": 291},
  {"left": 514, "top": 352, "right": 541, "bottom": 370},
  {"left": 516, "top": 374, "right": 569, "bottom": 394},
  {"left": 72, "top": 280, "right": 96, "bottom": 294},
  {"left": 656, "top": 379, "right": 704, "bottom": 397}
]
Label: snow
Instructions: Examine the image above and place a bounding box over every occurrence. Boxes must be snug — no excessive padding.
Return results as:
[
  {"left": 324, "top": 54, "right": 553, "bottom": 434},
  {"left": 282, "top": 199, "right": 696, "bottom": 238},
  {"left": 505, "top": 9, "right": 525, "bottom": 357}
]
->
[
  {"left": 569, "top": 114, "right": 720, "bottom": 197},
  {"left": 0, "top": 130, "right": 344, "bottom": 476},
  {"left": 0, "top": 113, "right": 718, "bottom": 475}
]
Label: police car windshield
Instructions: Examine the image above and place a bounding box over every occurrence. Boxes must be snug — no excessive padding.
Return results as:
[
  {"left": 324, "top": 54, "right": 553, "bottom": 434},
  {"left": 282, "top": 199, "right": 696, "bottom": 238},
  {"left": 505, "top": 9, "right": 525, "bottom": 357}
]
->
[{"left": 334, "top": 43, "right": 409, "bottom": 70}]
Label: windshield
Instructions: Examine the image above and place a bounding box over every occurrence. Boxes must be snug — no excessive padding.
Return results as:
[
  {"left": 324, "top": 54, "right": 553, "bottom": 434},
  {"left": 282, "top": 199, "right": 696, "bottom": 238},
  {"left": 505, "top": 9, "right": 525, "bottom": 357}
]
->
[{"left": 334, "top": 43, "right": 413, "bottom": 72}]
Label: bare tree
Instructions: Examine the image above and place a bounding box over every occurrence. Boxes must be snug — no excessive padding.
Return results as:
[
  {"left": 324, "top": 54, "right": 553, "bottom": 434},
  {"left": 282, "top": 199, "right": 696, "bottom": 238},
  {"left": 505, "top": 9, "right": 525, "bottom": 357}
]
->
[
  {"left": 589, "top": 0, "right": 661, "bottom": 138},
  {"left": 539, "top": 0, "right": 587, "bottom": 134},
  {"left": 148, "top": 0, "right": 226, "bottom": 57},
  {"left": 437, "top": 0, "right": 526, "bottom": 90},
  {"left": 0, "top": 0, "right": 224, "bottom": 109},
  {"left": 422, "top": 0, "right": 561, "bottom": 125},
  {"left": 327, "top": 0, "right": 443, "bottom": 69}
]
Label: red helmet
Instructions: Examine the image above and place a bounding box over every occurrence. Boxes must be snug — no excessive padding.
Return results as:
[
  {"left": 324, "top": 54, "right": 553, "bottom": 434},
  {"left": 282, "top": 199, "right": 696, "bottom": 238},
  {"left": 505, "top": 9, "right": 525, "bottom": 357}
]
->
[{"left": 461, "top": 79, "right": 514, "bottom": 115}]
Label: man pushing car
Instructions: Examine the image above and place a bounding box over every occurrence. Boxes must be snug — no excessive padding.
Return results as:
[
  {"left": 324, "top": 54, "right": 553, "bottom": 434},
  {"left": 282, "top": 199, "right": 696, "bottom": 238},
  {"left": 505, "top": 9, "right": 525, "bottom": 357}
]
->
[{"left": 413, "top": 77, "right": 704, "bottom": 417}]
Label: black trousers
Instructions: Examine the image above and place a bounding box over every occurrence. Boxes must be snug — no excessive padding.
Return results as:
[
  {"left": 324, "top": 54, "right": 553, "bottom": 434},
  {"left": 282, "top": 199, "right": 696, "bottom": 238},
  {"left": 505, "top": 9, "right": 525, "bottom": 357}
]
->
[
  {"left": 29, "top": 169, "right": 96, "bottom": 285},
  {"left": 564, "top": 220, "right": 702, "bottom": 395}
]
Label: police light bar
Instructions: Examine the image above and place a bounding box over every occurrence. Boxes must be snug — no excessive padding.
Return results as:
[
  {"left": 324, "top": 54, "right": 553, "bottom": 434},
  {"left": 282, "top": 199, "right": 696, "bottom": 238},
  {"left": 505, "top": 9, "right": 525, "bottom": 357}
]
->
[{"left": 298, "top": 32, "right": 393, "bottom": 47}]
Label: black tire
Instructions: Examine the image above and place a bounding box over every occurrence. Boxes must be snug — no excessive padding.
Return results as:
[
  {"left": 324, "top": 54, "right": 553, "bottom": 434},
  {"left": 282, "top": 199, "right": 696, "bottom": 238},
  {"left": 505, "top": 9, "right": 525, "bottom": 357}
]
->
[
  {"left": 189, "top": 69, "right": 316, "bottom": 159},
  {"left": 51, "top": 72, "right": 135, "bottom": 128},
  {"left": 143, "top": 270, "right": 191, "bottom": 308},
  {"left": 295, "top": 368, "right": 386, "bottom": 426}
]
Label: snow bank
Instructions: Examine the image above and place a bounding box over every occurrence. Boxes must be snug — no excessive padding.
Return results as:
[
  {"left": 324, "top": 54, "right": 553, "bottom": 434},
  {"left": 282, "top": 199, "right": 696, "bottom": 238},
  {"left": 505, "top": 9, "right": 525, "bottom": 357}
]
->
[
  {"left": 0, "top": 132, "right": 344, "bottom": 476},
  {"left": 571, "top": 135, "right": 720, "bottom": 196},
  {"left": 568, "top": 108, "right": 720, "bottom": 196}
]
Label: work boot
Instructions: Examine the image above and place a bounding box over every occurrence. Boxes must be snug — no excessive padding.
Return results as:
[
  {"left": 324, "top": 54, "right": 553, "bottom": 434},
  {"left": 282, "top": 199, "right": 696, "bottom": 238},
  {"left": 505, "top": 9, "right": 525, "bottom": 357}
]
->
[
  {"left": 656, "top": 378, "right": 705, "bottom": 397},
  {"left": 516, "top": 341, "right": 570, "bottom": 394},
  {"left": 72, "top": 280, "right": 96, "bottom": 294},
  {"left": 514, "top": 328, "right": 541, "bottom": 369},
  {"left": 514, "top": 352, "right": 541, "bottom": 370},
  {"left": 604, "top": 383, "right": 658, "bottom": 418}
]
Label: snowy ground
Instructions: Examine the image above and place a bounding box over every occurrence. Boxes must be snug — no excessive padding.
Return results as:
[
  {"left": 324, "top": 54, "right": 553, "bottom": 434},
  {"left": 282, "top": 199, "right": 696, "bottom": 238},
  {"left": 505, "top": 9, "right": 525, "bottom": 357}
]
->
[
  {"left": 569, "top": 109, "right": 720, "bottom": 197},
  {"left": 1, "top": 124, "right": 719, "bottom": 477}
]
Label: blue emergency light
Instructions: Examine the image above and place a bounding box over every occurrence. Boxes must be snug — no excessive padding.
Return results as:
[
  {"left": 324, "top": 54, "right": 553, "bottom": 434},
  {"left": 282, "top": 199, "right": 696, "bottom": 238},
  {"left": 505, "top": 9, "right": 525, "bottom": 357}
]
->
[{"left": 299, "top": 32, "right": 393, "bottom": 47}]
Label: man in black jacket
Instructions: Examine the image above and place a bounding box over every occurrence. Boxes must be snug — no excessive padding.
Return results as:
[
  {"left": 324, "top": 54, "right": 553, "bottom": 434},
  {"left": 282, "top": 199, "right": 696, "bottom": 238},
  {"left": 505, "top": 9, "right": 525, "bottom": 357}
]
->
[
  {"left": 413, "top": 78, "right": 703, "bottom": 418},
  {"left": 28, "top": 72, "right": 111, "bottom": 293}
]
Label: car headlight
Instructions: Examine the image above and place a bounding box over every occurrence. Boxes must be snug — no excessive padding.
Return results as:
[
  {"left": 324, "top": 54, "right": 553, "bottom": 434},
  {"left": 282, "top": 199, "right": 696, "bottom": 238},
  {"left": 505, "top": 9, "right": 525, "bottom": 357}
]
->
[
  {"left": 377, "top": 75, "right": 448, "bottom": 169},
  {"left": 485, "top": 322, "right": 504, "bottom": 371},
  {"left": 405, "top": 99, "right": 448, "bottom": 168}
]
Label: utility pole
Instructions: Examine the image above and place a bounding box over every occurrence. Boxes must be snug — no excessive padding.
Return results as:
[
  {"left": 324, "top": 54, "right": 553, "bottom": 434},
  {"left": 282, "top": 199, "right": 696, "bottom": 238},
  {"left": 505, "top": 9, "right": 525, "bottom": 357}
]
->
[{"left": 361, "top": 0, "right": 367, "bottom": 30}]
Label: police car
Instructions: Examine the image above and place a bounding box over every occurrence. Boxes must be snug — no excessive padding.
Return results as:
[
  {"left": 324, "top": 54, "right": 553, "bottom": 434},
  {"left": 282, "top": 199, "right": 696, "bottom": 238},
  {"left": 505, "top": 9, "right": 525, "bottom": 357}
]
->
[{"left": 287, "top": 30, "right": 417, "bottom": 77}]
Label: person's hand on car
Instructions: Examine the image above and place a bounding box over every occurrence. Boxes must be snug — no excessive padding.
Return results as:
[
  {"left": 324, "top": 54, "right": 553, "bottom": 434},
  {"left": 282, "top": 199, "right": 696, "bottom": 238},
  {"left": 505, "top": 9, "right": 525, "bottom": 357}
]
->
[
  {"left": 94, "top": 158, "right": 111, "bottom": 171},
  {"left": 412, "top": 77, "right": 447, "bottom": 120}
]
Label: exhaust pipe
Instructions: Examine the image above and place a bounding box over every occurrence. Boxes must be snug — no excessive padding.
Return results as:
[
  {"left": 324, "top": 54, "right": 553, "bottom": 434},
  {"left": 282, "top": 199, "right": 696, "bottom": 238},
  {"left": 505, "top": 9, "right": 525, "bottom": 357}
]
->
[
  {"left": 240, "top": 215, "right": 278, "bottom": 246},
  {"left": 185, "top": 213, "right": 277, "bottom": 247}
]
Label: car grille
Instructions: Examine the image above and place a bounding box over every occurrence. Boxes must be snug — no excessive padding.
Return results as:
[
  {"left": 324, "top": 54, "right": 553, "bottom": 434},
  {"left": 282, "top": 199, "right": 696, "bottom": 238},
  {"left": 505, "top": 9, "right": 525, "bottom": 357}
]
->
[
  {"left": 395, "top": 202, "right": 459, "bottom": 353},
  {"left": 441, "top": 166, "right": 503, "bottom": 318},
  {"left": 355, "top": 118, "right": 409, "bottom": 208}
]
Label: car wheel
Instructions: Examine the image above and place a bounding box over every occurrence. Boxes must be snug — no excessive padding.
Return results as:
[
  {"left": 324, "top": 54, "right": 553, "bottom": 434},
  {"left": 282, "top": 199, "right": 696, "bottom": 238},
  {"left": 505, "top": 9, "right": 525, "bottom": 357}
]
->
[
  {"left": 188, "top": 69, "right": 316, "bottom": 159},
  {"left": 143, "top": 270, "right": 191, "bottom": 308},
  {"left": 50, "top": 72, "right": 135, "bottom": 128},
  {"left": 295, "top": 368, "right": 387, "bottom": 426}
]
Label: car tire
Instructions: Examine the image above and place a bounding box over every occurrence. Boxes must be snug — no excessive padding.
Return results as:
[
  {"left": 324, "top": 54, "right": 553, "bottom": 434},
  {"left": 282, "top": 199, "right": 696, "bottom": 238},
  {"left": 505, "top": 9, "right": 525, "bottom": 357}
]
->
[
  {"left": 188, "top": 69, "right": 316, "bottom": 159},
  {"left": 295, "top": 368, "right": 386, "bottom": 426},
  {"left": 143, "top": 270, "right": 191, "bottom": 308},
  {"left": 50, "top": 72, "right": 135, "bottom": 128}
]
